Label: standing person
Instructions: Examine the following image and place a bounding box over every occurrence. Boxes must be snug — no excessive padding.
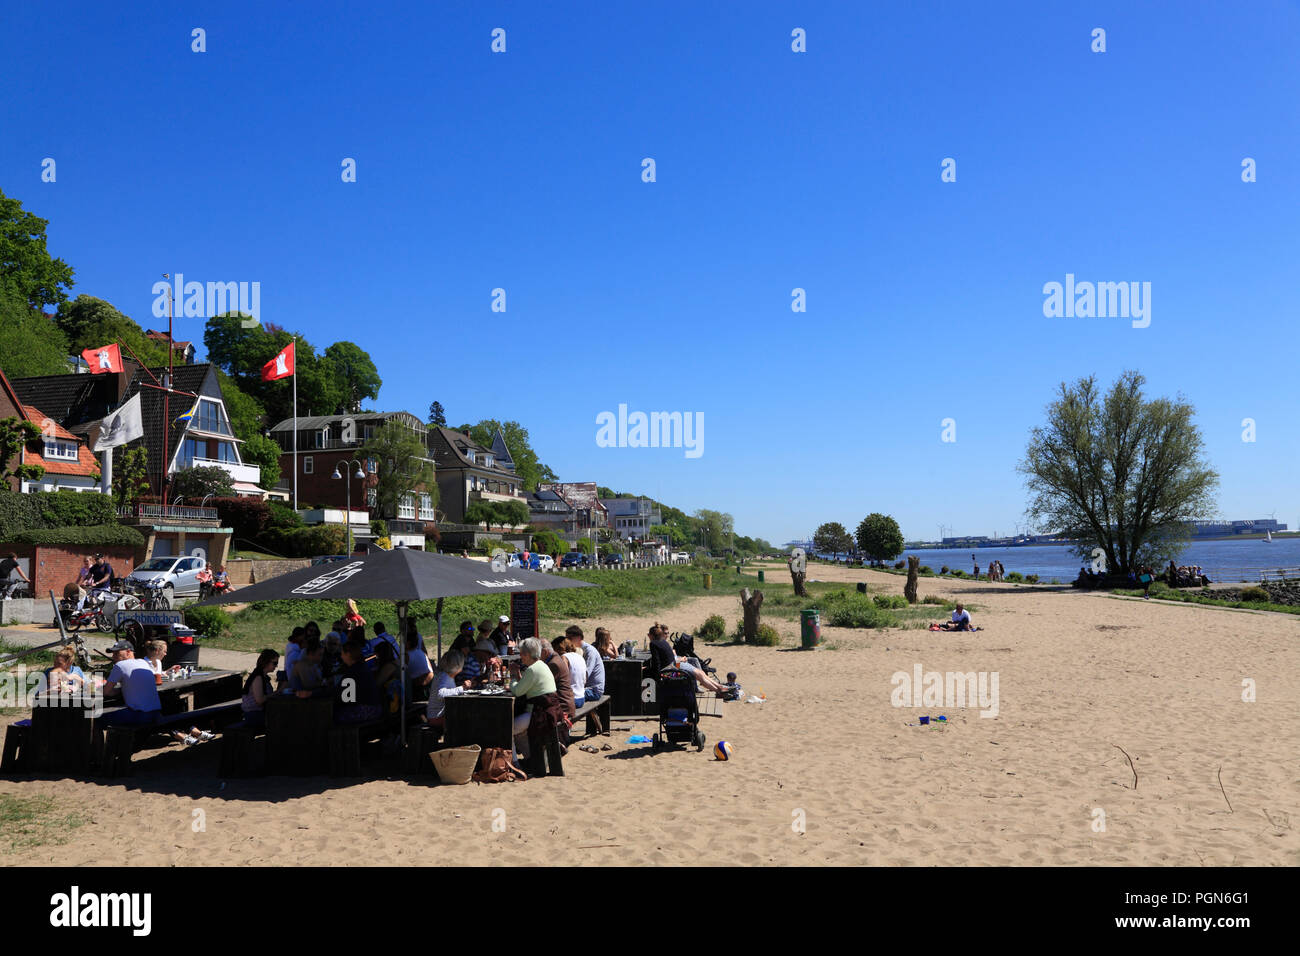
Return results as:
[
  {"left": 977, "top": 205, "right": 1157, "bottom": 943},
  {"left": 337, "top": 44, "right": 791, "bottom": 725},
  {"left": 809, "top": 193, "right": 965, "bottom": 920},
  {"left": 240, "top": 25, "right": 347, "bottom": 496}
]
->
[
  {"left": 0, "top": 552, "right": 30, "bottom": 600},
  {"left": 1139, "top": 566, "right": 1154, "bottom": 599},
  {"left": 570, "top": 625, "right": 606, "bottom": 702},
  {"left": 100, "top": 640, "right": 162, "bottom": 726},
  {"left": 972, "top": 555, "right": 979, "bottom": 579}
]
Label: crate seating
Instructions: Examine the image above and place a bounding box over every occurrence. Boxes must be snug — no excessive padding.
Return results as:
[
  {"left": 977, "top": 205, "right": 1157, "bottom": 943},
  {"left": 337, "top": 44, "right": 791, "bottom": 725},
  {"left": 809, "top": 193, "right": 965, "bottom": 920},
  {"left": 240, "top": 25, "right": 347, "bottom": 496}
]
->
[{"left": 101, "top": 701, "right": 244, "bottom": 777}]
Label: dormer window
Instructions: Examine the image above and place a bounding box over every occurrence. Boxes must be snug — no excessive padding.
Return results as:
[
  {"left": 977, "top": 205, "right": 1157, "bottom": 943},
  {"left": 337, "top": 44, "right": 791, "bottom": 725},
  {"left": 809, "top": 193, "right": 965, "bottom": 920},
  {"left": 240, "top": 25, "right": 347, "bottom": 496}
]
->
[{"left": 43, "top": 439, "right": 78, "bottom": 461}]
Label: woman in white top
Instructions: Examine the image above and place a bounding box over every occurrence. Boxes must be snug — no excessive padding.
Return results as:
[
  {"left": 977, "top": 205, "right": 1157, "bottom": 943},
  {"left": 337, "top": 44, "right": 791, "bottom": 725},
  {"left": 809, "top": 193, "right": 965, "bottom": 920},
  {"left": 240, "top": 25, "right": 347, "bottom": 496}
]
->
[
  {"left": 554, "top": 636, "right": 587, "bottom": 703},
  {"left": 425, "top": 651, "right": 470, "bottom": 727}
]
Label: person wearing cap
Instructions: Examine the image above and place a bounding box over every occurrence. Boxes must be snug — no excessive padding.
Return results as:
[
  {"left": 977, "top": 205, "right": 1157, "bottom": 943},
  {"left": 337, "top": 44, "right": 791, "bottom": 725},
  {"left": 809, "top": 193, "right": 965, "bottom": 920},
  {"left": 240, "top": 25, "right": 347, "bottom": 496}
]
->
[
  {"left": 489, "top": 615, "right": 513, "bottom": 656},
  {"left": 100, "top": 640, "right": 162, "bottom": 726}
]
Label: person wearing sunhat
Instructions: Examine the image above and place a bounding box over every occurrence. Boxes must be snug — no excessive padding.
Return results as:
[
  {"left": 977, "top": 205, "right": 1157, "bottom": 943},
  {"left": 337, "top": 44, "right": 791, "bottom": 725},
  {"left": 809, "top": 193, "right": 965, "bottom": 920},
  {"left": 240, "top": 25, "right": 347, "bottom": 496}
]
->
[
  {"left": 99, "top": 639, "right": 162, "bottom": 726},
  {"left": 489, "top": 615, "right": 513, "bottom": 656}
]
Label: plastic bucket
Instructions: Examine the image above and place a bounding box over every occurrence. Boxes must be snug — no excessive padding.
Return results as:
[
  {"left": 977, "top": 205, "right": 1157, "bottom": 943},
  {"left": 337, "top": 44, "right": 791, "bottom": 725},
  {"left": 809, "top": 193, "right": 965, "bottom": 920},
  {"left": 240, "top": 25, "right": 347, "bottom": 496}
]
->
[{"left": 800, "top": 609, "right": 821, "bottom": 649}]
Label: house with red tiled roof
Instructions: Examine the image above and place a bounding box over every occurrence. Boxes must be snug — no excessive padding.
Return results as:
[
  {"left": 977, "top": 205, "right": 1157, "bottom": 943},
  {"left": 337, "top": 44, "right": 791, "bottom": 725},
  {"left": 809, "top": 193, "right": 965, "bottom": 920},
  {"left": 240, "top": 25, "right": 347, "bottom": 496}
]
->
[
  {"left": 145, "top": 330, "right": 195, "bottom": 364},
  {"left": 16, "top": 403, "right": 101, "bottom": 492}
]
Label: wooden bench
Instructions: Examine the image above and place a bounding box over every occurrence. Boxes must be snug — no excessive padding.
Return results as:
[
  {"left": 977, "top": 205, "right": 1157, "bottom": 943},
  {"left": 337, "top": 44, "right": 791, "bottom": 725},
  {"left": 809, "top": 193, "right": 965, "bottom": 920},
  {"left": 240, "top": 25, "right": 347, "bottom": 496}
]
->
[
  {"left": 1, "top": 719, "right": 32, "bottom": 773},
  {"left": 217, "top": 721, "right": 267, "bottom": 777},
  {"left": 573, "top": 695, "right": 611, "bottom": 738},
  {"left": 328, "top": 719, "right": 386, "bottom": 777},
  {"left": 101, "top": 701, "right": 243, "bottom": 778},
  {"left": 403, "top": 722, "right": 443, "bottom": 775}
]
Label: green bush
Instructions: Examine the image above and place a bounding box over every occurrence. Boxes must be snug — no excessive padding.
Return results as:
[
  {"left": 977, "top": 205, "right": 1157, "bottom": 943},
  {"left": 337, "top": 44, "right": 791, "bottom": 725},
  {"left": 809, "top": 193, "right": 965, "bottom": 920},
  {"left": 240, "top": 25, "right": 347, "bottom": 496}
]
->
[
  {"left": 921, "top": 595, "right": 951, "bottom": 606},
  {"left": 1240, "top": 586, "right": 1270, "bottom": 603},
  {"left": 1005, "top": 571, "right": 1024, "bottom": 583},
  {"left": 950, "top": 569, "right": 965, "bottom": 578},
  {"left": 213, "top": 497, "right": 270, "bottom": 541},
  {"left": 939, "top": 566, "right": 949, "bottom": 575},
  {"left": 262, "top": 524, "right": 346, "bottom": 558},
  {"left": 14, "top": 524, "right": 145, "bottom": 548},
  {"left": 34, "top": 490, "right": 116, "bottom": 528},
  {"left": 1025, "top": 574, "right": 1040, "bottom": 584},
  {"left": 750, "top": 623, "right": 781, "bottom": 646},
  {"left": 183, "top": 605, "right": 231, "bottom": 638},
  {"left": 918, "top": 566, "right": 932, "bottom": 575},
  {"left": 821, "top": 593, "right": 895, "bottom": 628},
  {"left": 873, "top": 594, "right": 907, "bottom": 609},
  {"left": 894, "top": 560, "right": 905, "bottom": 569},
  {"left": 266, "top": 502, "right": 303, "bottom": 530},
  {"left": 697, "top": 614, "right": 727, "bottom": 641}
]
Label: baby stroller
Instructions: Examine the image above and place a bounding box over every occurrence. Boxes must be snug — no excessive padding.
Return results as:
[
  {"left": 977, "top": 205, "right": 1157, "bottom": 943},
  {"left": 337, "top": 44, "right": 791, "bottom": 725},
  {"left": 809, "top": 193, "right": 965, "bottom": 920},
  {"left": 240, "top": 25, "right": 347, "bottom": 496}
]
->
[
  {"left": 651, "top": 667, "right": 705, "bottom": 753},
  {"left": 671, "top": 632, "right": 717, "bottom": 676}
]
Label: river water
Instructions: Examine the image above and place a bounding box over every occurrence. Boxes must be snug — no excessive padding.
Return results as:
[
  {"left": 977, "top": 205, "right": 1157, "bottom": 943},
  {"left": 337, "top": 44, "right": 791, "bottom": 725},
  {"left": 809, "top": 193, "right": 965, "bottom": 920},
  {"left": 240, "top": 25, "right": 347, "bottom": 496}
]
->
[{"left": 818, "top": 538, "right": 1300, "bottom": 583}]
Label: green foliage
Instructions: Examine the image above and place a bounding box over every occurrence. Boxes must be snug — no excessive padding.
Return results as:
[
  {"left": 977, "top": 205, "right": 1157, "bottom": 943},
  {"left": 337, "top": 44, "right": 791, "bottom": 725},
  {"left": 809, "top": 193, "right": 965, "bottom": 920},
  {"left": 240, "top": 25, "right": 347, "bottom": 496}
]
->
[
  {"left": 0, "top": 290, "right": 69, "bottom": 378},
  {"left": 873, "top": 594, "right": 908, "bottom": 609},
  {"left": 1020, "top": 370, "right": 1219, "bottom": 574},
  {"left": 694, "top": 508, "right": 734, "bottom": 553},
  {"left": 113, "top": 446, "right": 149, "bottom": 506},
  {"left": 465, "top": 419, "right": 554, "bottom": 492},
  {"left": 918, "top": 566, "right": 932, "bottom": 575},
  {"left": 55, "top": 295, "right": 170, "bottom": 368},
  {"left": 239, "top": 433, "right": 281, "bottom": 489},
  {"left": 1025, "top": 574, "right": 1040, "bottom": 584},
  {"left": 427, "top": 401, "right": 446, "bottom": 427},
  {"left": 14, "top": 524, "right": 145, "bottom": 548},
  {"left": 182, "top": 604, "right": 231, "bottom": 639},
  {"left": 266, "top": 501, "right": 302, "bottom": 530},
  {"left": 813, "top": 521, "right": 854, "bottom": 558},
  {"left": 171, "top": 465, "right": 235, "bottom": 500},
  {"left": 950, "top": 569, "right": 966, "bottom": 578},
  {"left": 363, "top": 419, "right": 436, "bottom": 520},
  {"left": 0, "top": 417, "right": 44, "bottom": 485},
  {"left": 855, "top": 512, "right": 904, "bottom": 564},
  {"left": 940, "top": 566, "right": 949, "bottom": 574},
  {"left": 921, "top": 595, "right": 951, "bottom": 606},
  {"left": 34, "top": 490, "right": 116, "bottom": 527},
  {"left": 1005, "top": 571, "right": 1025, "bottom": 583},
  {"left": 820, "top": 593, "right": 896, "bottom": 629},
  {"left": 0, "top": 492, "right": 42, "bottom": 540},
  {"left": 324, "top": 341, "right": 382, "bottom": 413},
  {"left": 0, "top": 188, "right": 76, "bottom": 309},
  {"left": 574, "top": 537, "right": 594, "bottom": 555},
  {"left": 1240, "top": 586, "right": 1270, "bottom": 603},
  {"left": 212, "top": 497, "right": 270, "bottom": 541},
  {"left": 750, "top": 623, "right": 782, "bottom": 646},
  {"left": 262, "top": 523, "right": 346, "bottom": 558},
  {"left": 530, "top": 528, "right": 566, "bottom": 555},
  {"left": 697, "top": 614, "right": 727, "bottom": 641}
]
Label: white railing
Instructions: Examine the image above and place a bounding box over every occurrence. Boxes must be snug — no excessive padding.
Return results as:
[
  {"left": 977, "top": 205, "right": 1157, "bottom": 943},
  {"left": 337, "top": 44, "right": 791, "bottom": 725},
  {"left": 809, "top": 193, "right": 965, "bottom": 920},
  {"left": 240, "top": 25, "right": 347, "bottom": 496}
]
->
[{"left": 118, "top": 504, "right": 218, "bottom": 522}]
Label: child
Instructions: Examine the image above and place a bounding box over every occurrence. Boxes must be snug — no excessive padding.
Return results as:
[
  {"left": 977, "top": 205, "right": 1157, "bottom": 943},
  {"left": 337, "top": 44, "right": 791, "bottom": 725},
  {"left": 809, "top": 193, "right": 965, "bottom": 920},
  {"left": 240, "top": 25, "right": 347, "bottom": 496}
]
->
[{"left": 425, "top": 650, "right": 470, "bottom": 728}]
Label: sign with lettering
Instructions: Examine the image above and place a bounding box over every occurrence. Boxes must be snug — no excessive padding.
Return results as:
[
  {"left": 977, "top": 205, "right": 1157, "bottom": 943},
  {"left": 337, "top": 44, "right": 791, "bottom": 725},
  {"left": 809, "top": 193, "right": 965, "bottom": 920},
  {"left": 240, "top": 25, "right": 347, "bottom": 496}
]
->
[
  {"left": 510, "top": 590, "right": 538, "bottom": 642},
  {"left": 115, "top": 609, "right": 185, "bottom": 628}
]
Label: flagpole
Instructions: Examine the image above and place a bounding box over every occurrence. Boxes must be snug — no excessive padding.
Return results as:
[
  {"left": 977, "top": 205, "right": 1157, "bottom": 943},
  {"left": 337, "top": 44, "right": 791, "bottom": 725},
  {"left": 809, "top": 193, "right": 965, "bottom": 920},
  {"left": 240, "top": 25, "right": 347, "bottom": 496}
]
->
[{"left": 292, "top": 337, "right": 298, "bottom": 511}]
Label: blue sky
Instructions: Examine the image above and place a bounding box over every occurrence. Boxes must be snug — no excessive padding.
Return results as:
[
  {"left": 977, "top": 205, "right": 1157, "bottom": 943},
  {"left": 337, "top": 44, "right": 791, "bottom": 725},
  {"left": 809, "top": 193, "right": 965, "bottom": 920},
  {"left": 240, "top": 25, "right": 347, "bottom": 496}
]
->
[{"left": 3, "top": 1, "right": 1298, "bottom": 544}]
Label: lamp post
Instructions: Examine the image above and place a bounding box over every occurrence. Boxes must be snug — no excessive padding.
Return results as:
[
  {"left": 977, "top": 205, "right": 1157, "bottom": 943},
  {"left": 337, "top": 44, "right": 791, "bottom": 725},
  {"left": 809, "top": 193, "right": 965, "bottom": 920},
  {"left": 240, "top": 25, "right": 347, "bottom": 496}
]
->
[{"left": 332, "top": 459, "right": 366, "bottom": 555}]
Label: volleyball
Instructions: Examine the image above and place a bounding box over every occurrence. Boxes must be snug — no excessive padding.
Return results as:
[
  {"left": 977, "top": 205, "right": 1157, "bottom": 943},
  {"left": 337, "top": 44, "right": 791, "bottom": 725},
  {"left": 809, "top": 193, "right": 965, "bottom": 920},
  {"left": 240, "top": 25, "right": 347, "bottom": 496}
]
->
[{"left": 713, "top": 740, "right": 734, "bottom": 761}]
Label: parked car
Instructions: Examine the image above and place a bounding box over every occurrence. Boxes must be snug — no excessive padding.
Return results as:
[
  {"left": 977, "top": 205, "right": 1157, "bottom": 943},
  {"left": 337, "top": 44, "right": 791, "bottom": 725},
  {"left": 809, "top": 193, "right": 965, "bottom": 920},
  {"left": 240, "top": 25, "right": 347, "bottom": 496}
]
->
[
  {"left": 560, "top": 552, "right": 590, "bottom": 569},
  {"left": 602, "top": 553, "right": 624, "bottom": 566},
  {"left": 124, "top": 555, "right": 206, "bottom": 603},
  {"left": 535, "top": 554, "right": 555, "bottom": 572}
]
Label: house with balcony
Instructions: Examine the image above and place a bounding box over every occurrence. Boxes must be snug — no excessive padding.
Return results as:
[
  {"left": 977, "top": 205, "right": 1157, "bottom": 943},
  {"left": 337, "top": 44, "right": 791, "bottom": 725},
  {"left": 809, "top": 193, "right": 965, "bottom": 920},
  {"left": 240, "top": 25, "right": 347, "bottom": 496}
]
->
[
  {"left": 427, "top": 426, "right": 525, "bottom": 525},
  {"left": 600, "top": 496, "right": 663, "bottom": 543},
  {"left": 525, "top": 488, "right": 575, "bottom": 530},
  {"left": 269, "top": 411, "right": 437, "bottom": 547},
  {"left": 538, "top": 482, "right": 608, "bottom": 540}
]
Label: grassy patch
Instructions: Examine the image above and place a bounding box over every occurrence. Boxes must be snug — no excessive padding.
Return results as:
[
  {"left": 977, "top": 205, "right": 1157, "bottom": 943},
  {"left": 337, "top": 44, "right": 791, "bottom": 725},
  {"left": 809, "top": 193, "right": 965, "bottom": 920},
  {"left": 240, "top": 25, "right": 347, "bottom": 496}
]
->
[
  {"left": 1112, "top": 582, "right": 1300, "bottom": 615},
  {"left": 0, "top": 638, "right": 45, "bottom": 716},
  {"left": 0, "top": 793, "right": 87, "bottom": 853}
]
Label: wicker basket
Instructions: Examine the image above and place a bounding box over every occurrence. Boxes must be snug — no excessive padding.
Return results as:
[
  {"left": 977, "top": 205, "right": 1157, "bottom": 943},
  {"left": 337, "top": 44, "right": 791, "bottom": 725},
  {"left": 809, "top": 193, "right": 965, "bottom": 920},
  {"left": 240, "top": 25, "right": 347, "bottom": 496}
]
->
[{"left": 430, "top": 745, "right": 481, "bottom": 785}]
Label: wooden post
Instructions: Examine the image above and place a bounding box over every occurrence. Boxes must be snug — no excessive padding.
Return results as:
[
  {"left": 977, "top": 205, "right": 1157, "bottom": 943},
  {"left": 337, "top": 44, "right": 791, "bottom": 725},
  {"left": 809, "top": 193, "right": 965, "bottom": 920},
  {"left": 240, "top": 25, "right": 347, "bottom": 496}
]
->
[
  {"left": 740, "top": 588, "right": 764, "bottom": 644},
  {"left": 905, "top": 555, "right": 920, "bottom": 604}
]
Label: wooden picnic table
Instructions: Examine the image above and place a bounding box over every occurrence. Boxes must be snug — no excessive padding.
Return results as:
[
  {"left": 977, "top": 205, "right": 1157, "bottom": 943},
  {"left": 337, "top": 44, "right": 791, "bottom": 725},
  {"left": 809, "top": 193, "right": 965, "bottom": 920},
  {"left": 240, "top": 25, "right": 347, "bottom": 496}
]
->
[
  {"left": 264, "top": 692, "right": 335, "bottom": 775},
  {"left": 443, "top": 691, "right": 516, "bottom": 750}
]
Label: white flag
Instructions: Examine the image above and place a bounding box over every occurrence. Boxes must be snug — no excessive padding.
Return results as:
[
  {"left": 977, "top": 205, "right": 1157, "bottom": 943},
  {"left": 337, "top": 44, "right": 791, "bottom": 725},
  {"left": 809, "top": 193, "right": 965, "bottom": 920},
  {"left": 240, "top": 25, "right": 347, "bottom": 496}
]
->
[{"left": 93, "top": 393, "right": 144, "bottom": 451}]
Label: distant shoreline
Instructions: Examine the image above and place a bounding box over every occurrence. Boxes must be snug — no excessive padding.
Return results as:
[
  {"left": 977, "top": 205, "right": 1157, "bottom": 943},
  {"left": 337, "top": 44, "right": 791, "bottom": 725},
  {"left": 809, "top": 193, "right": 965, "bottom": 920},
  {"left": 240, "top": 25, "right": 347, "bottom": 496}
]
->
[{"left": 902, "top": 532, "right": 1297, "bottom": 550}]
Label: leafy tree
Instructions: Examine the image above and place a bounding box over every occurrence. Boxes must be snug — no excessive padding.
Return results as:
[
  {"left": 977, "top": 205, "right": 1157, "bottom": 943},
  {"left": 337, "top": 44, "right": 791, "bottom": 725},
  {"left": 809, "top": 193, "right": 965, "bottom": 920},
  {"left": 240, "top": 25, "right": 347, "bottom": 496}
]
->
[
  {"left": 203, "top": 313, "right": 347, "bottom": 425},
  {"left": 112, "top": 446, "right": 150, "bottom": 506},
  {"left": 1019, "top": 371, "right": 1218, "bottom": 575},
  {"left": 241, "top": 433, "right": 283, "bottom": 490},
  {"left": 596, "top": 486, "right": 617, "bottom": 499},
  {"left": 324, "top": 341, "right": 382, "bottom": 413},
  {"left": 0, "top": 188, "right": 75, "bottom": 310},
  {"left": 693, "top": 508, "right": 734, "bottom": 553},
  {"left": 0, "top": 290, "right": 69, "bottom": 378},
  {"left": 362, "top": 420, "right": 436, "bottom": 520},
  {"left": 55, "top": 295, "right": 169, "bottom": 367},
  {"left": 574, "top": 537, "right": 594, "bottom": 555},
  {"left": 856, "top": 513, "right": 904, "bottom": 565},
  {"left": 813, "top": 521, "right": 854, "bottom": 559},
  {"left": 0, "top": 418, "right": 45, "bottom": 486},
  {"left": 171, "top": 465, "right": 236, "bottom": 500},
  {"left": 530, "top": 528, "right": 566, "bottom": 555},
  {"left": 428, "top": 401, "right": 446, "bottom": 427},
  {"left": 495, "top": 498, "right": 529, "bottom": 526}
]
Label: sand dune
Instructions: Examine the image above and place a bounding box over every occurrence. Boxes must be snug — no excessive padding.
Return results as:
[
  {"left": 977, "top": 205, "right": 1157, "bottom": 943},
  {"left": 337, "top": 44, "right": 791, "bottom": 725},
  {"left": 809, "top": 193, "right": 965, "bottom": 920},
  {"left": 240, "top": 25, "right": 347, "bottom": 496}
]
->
[{"left": 2, "top": 565, "right": 1296, "bottom": 866}]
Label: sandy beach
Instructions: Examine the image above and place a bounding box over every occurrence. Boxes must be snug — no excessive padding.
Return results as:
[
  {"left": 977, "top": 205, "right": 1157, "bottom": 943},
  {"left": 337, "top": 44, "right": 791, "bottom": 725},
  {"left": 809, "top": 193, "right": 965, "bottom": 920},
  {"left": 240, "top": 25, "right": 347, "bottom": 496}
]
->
[{"left": 3, "top": 564, "right": 1297, "bottom": 867}]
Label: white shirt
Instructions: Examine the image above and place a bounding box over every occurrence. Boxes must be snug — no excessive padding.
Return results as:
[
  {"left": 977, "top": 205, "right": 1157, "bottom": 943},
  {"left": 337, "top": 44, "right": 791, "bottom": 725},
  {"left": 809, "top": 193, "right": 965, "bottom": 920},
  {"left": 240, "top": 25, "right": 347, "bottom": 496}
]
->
[
  {"left": 951, "top": 609, "right": 971, "bottom": 625},
  {"left": 564, "top": 651, "right": 587, "bottom": 701},
  {"left": 426, "top": 671, "right": 464, "bottom": 721}
]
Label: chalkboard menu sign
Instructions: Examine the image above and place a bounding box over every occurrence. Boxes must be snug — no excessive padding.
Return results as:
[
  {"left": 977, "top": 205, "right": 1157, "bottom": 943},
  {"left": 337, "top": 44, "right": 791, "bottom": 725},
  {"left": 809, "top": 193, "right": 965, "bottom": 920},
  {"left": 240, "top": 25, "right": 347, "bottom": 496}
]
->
[{"left": 510, "top": 590, "right": 538, "bottom": 642}]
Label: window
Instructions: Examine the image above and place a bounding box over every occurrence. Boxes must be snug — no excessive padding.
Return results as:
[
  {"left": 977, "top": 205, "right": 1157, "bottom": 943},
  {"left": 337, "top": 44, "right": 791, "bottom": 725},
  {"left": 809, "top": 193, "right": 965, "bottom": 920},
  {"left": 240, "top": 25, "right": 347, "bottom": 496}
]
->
[
  {"left": 366, "top": 489, "right": 377, "bottom": 508},
  {"left": 303, "top": 456, "right": 314, "bottom": 475},
  {"left": 419, "top": 493, "right": 434, "bottom": 520},
  {"left": 366, "top": 458, "right": 376, "bottom": 474},
  {"left": 195, "top": 399, "right": 231, "bottom": 435},
  {"left": 398, "top": 494, "right": 415, "bottom": 519},
  {"left": 484, "top": 455, "right": 493, "bottom": 467},
  {"left": 43, "top": 439, "right": 78, "bottom": 461},
  {"left": 316, "top": 429, "right": 329, "bottom": 449}
]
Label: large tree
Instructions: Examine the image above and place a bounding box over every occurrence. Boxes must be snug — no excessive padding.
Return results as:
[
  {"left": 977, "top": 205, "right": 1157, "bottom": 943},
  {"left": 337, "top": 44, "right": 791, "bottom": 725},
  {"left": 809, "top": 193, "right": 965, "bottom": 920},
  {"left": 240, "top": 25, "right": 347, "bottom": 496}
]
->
[
  {"left": 813, "top": 521, "right": 854, "bottom": 560},
  {"left": 363, "top": 420, "right": 436, "bottom": 519},
  {"left": 324, "top": 341, "right": 382, "bottom": 413},
  {"left": 55, "top": 295, "right": 170, "bottom": 367},
  {"left": 0, "top": 188, "right": 75, "bottom": 310},
  {"left": 1019, "top": 371, "right": 1218, "bottom": 575},
  {"left": 694, "top": 508, "right": 734, "bottom": 553},
  {"left": 427, "top": 401, "right": 446, "bottom": 427},
  {"left": 856, "top": 513, "right": 904, "bottom": 566},
  {"left": 0, "top": 289, "right": 69, "bottom": 378}
]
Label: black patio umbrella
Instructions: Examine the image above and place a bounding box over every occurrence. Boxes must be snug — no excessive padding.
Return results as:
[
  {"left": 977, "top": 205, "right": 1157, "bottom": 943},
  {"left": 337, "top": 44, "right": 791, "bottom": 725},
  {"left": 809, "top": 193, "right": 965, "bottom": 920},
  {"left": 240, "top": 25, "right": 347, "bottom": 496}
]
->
[{"left": 199, "top": 549, "right": 597, "bottom": 741}]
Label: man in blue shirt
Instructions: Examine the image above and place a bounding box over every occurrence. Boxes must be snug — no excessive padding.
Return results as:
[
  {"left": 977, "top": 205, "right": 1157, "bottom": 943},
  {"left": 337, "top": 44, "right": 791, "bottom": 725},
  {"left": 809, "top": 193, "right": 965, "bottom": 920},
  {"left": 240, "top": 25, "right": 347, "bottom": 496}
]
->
[
  {"left": 100, "top": 639, "right": 162, "bottom": 725},
  {"left": 567, "top": 625, "right": 605, "bottom": 701}
]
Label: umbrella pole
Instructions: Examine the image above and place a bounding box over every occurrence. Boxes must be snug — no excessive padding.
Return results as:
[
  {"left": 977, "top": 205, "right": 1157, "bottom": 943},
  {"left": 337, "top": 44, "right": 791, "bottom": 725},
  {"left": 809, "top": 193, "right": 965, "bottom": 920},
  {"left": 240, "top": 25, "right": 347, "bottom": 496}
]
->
[
  {"left": 435, "top": 597, "right": 444, "bottom": 661},
  {"left": 397, "top": 599, "right": 409, "bottom": 754}
]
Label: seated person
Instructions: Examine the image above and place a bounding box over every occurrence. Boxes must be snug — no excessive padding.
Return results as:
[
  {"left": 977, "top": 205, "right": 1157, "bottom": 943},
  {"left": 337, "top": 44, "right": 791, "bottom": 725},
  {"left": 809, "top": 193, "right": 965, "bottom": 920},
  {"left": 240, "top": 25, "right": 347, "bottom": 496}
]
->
[
  {"left": 282, "top": 627, "right": 307, "bottom": 688},
  {"left": 367, "top": 621, "right": 400, "bottom": 661},
  {"left": 196, "top": 563, "right": 214, "bottom": 594},
  {"left": 144, "top": 639, "right": 176, "bottom": 676},
  {"left": 936, "top": 603, "right": 973, "bottom": 631},
  {"left": 407, "top": 630, "right": 433, "bottom": 699},
  {"left": 290, "top": 635, "right": 325, "bottom": 693},
  {"left": 372, "top": 641, "right": 401, "bottom": 716},
  {"left": 41, "top": 645, "right": 87, "bottom": 694},
  {"left": 240, "top": 649, "right": 280, "bottom": 728},
  {"left": 557, "top": 635, "right": 587, "bottom": 706},
  {"left": 100, "top": 640, "right": 162, "bottom": 726},
  {"left": 450, "top": 624, "right": 482, "bottom": 683},
  {"left": 424, "top": 650, "right": 470, "bottom": 729},
  {"left": 508, "top": 638, "right": 560, "bottom": 760},
  {"left": 593, "top": 628, "right": 618, "bottom": 661},
  {"left": 648, "top": 625, "right": 727, "bottom": 694},
  {"left": 569, "top": 625, "right": 604, "bottom": 702},
  {"left": 540, "top": 637, "right": 575, "bottom": 719},
  {"left": 321, "top": 632, "right": 343, "bottom": 681},
  {"left": 212, "top": 566, "right": 232, "bottom": 592},
  {"left": 335, "top": 640, "right": 383, "bottom": 724}
]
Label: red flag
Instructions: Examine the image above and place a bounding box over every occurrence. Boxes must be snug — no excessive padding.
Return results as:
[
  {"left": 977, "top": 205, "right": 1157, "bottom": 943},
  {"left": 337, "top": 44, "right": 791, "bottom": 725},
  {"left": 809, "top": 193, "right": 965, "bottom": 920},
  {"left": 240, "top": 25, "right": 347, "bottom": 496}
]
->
[
  {"left": 81, "top": 344, "right": 123, "bottom": 374},
  {"left": 261, "top": 341, "right": 295, "bottom": 381}
]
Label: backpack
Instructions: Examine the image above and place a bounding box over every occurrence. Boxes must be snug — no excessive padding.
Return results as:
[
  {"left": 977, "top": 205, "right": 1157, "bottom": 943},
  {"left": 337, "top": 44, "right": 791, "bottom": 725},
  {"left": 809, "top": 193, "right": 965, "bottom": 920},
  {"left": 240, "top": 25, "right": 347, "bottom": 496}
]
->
[{"left": 472, "top": 747, "right": 528, "bottom": 784}]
